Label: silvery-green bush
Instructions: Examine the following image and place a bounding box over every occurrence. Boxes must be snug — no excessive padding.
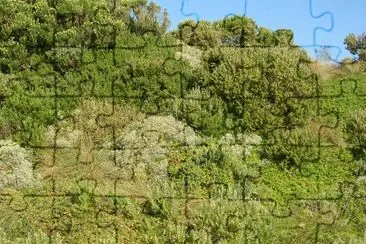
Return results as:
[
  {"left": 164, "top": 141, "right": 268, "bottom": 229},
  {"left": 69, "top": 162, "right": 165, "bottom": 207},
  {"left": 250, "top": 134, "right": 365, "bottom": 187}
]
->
[
  {"left": 110, "top": 115, "right": 201, "bottom": 181},
  {"left": 0, "top": 140, "right": 36, "bottom": 191}
]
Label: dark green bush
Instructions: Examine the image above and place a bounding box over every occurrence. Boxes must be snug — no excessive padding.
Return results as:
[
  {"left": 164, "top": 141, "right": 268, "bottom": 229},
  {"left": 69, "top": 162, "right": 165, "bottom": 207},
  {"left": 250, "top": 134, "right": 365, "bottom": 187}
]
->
[
  {"left": 346, "top": 108, "right": 366, "bottom": 160},
  {"left": 189, "top": 46, "right": 317, "bottom": 137}
]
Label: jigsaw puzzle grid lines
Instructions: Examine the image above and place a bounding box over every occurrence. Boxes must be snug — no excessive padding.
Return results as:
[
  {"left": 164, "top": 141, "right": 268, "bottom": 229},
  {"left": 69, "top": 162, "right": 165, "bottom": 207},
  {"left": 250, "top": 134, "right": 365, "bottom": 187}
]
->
[{"left": 0, "top": 0, "right": 365, "bottom": 242}]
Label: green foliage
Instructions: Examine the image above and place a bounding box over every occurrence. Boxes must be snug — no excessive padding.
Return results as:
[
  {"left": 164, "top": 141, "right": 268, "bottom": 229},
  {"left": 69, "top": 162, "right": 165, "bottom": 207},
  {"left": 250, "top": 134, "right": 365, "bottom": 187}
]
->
[
  {"left": 128, "top": 1, "right": 170, "bottom": 35},
  {"left": 0, "top": 0, "right": 190, "bottom": 145},
  {"left": 215, "top": 16, "right": 258, "bottom": 47},
  {"left": 257, "top": 27, "right": 274, "bottom": 46},
  {"left": 173, "top": 88, "right": 229, "bottom": 137},
  {"left": 193, "top": 46, "right": 316, "bottom": 135},
  {"left": 273, "top": 29, "right": 294, "bottom": 46},
  {"left": 346, "top": 108, "right": 366, "bottom": 159},
  {"left": 262, "top": 126, "right": 319, "bottom": 169},
  {"left": 176, "top": 16, "right": 295, "bottom": 48},
  {"left": 344, "top": 33, "right": 366, "bottom": 61},
  {"left": 175, "top": 19, "right": 222, "bottom": 49},
  {"left": 1, "top": 0, "right": 366, "bottom": 242}
]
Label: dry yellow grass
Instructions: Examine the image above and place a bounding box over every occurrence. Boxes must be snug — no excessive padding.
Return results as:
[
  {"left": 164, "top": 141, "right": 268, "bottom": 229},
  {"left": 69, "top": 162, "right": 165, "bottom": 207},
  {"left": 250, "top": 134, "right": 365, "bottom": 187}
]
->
[
  {"left": 310, "top": 62, "right": 338, "bottom": 81},
  {"left": 310, "top": 60, "right": 366, "bottom": 80},
  {"left": 38, "top": 99, "right": 147, "bottom": 195},
  {"left": 307, "top": 119, "right": 346, "bottom": 147}
]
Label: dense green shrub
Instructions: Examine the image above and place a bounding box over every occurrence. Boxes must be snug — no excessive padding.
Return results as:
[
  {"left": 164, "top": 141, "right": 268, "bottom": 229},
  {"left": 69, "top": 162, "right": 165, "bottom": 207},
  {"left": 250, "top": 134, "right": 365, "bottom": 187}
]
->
[
  {"left": 175, "top": 20, "right": 222, "bottom": 49},
  {"left": 176, "top": 16, "right": 295, "bottom": 49},
  {"left": 0, "top": 0, "right": 192, "bottom": 145},
  {"left": 189, "top": 46, "right": 317, "bottom": 137},
  {"left": 346, "top": 108, "right": 366, "bottom": 160}
]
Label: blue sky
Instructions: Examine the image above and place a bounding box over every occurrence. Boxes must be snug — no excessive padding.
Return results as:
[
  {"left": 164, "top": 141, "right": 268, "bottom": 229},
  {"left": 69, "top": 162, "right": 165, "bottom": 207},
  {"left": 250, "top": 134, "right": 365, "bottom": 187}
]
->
[{"left": 153, "top": 0, "right": 366, "bottom": 61}]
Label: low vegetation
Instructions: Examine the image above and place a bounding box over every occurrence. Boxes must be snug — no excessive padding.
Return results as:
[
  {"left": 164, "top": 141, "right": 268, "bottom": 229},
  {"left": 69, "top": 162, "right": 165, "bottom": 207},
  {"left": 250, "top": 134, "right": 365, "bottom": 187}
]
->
[{"left": 0, "top": 0, "right": 365, "bottom": 242}]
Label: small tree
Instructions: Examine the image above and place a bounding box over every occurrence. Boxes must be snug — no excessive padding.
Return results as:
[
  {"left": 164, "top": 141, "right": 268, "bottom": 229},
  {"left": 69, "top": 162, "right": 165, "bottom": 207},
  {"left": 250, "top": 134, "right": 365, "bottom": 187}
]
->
[
  {"left": 257, "top": 27, "right": 274, "bottom": 47},
  {"left": 214, "top": 16, "right": 258, "bottom": 47},
  {"left": 344, "top": 33, "right": 366, "bottom": 61},
  {"left": 273, "top": 29, "right": 294, "bottom": 47},
  {"left": 176, "top": 20, "right": 222, "bottom": 49},
  {"left": 129, "top": 1, "right": 170, "bottom": 35}
]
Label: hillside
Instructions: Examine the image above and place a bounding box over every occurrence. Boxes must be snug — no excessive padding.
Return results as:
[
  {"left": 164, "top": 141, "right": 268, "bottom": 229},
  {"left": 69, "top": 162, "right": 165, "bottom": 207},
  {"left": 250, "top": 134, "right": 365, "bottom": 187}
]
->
[{"left": 0, "top": 0, "right": 365, "bottom": 242}]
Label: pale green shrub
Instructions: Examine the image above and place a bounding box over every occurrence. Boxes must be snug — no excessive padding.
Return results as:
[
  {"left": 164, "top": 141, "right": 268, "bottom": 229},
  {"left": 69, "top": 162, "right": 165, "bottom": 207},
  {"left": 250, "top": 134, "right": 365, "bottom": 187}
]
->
[
  {"left": 110, "top": 115, "right": 201, "bottom": 181},
  {"left": 175, "top": 43, "right": 203, "bottom": 69},
  {"left": 0, "top": 140, "right": 36, "bottom": 191}
]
